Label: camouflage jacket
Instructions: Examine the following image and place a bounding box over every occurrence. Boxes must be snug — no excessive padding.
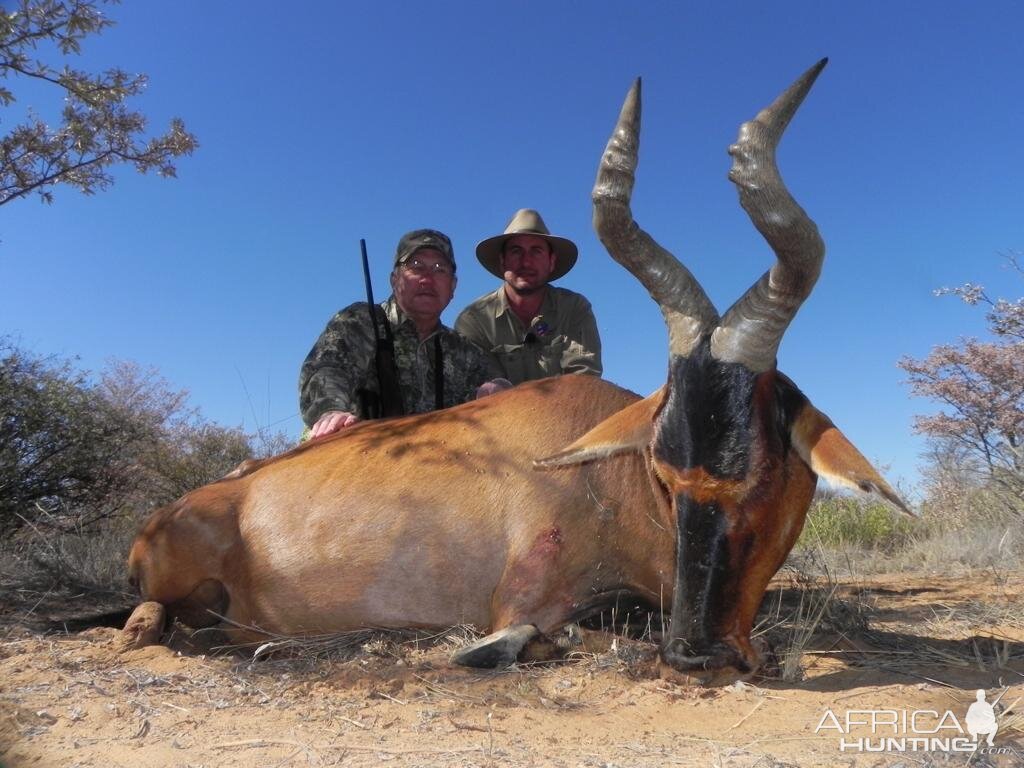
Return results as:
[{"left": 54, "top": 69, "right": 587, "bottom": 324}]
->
[
  {"left": 299, "top": 297, "right": 492, "bottom": 427},
  {"left": 455, "top": 286, "right": 602, "bottom": 385}
]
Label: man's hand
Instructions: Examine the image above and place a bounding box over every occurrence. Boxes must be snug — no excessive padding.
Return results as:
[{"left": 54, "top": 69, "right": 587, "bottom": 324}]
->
[
  {"left": 475, "top": 378, "right": 514, "bottom": 399},
  {"left": 310, "top": 410, "right": 360, "bottom": 438}
]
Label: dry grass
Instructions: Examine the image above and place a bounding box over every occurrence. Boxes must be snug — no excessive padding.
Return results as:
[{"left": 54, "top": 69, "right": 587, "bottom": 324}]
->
[
  {"left": 0, "top": 515, "right": 138, "bottom": 642},
  {"left": 0, "top": 513, "right": 135, "bottom": 595},
  {"left": 887, "top": 520, "right": 1022, "bottom": 577},
  {"left": 797, "top": 488, "right": 1024, "bottom": 578},
  {"left": 755, "top": 548, "right": 872, "bottom": 682},
  {"left": 761, "top": 538, "right": 1024, "bottom": 693},
  {"left": 797, "top": 520, "right": 1023, "bottom": 582},
  {"left": 207, "top": 621, "right": 484, "bottom": 665}
]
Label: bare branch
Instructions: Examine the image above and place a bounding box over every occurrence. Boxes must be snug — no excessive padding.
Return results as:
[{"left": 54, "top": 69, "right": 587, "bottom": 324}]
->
[{"left": 0, "top": 0, "right": 196, "bottom": 206}]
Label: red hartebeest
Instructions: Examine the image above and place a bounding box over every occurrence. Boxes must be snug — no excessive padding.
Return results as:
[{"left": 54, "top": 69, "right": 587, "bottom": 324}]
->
[{"left": 126, "top": 60, "right": 910, "bottom": 677}]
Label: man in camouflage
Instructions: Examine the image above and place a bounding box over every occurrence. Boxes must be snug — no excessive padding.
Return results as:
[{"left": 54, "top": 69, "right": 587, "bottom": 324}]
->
[
  {"left": 456, "top": 209, "right": 602, "bottom": 385},
  {"left": 300, "top": 229, "right": 498, "bottom": 439}
]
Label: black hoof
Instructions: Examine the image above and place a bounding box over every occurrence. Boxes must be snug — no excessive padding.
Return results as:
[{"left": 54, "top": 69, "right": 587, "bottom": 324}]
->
[{"left": 450, "top": 624, "right": 538, "bottom": 668}]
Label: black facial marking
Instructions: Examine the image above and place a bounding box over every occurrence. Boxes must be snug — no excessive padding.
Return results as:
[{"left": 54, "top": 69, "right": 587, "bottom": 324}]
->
[
  {"left": 653, "top": 339, "right": 759, "bottom": 479},
  {"left": 667, "top": 495, "right": 730, "bottom": 648},
  {"left": 654, "top": 343, "right": 812, "bottom": 671}
]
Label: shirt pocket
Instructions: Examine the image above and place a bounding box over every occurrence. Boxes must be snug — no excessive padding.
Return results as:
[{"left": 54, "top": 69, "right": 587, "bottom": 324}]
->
[{"left": 494, "top": 337, "right": 566, "bottom": 378}]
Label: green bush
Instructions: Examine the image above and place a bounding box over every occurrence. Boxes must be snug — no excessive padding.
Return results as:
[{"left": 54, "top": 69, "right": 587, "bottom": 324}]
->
[
  {"left": 797, "top": 493, "right": 916, "bottom": 551},
  {"left": 0, "top": 342, "right": 143, "bottom": 536},
  {"left": 1, "top": 339, "right": 293, "bottom": 599},
  {"left": 0, "top": 339, "right": 282, "bottom": 538}
]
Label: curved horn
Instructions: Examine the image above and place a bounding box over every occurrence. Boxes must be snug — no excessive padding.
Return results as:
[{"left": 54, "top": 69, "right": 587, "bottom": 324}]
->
[
  {"left": 710, "top": 58, "right": 828, "bottom": 371},
  {"left": 593, "top": 78, "right": 720, "bottom": 357}
]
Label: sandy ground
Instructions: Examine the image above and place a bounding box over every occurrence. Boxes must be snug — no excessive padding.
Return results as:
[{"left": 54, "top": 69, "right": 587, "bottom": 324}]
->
[{"left": 1, "top": 573, "right": 1022, "bottom": 768}]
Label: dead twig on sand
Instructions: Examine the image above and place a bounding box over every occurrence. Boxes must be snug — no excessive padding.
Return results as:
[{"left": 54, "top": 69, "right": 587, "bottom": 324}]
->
[
  {"left": 412, "top": 673, "right": 485, "bottom": 703},
  {"left": 210, "top": 738, "right": 484, "bottom": 755},
  {"left": 448, "top": 715, "right": 505, "bottom": 734},
  {"left": 727, "top": 699, "right": 765, "bottom": 731}
]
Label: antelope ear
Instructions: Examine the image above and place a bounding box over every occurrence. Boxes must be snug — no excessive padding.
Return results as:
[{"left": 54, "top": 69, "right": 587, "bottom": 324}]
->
[
  {"left": 791, "top": 403, "right": 916, "bottom": 517},
  {"left": 534, "top": 389, "right": 662, "bottom": 469}
]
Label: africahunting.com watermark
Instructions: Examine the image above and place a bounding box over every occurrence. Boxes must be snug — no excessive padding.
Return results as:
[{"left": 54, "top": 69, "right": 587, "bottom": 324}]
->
[{"left": 815, "top": 689, "right": 1020, "bottom": 755}]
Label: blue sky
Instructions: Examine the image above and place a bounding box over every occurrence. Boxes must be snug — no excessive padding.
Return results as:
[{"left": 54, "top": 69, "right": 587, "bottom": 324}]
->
[{"left": 3, "top": 1, "right": 1023, "bottom": 493}]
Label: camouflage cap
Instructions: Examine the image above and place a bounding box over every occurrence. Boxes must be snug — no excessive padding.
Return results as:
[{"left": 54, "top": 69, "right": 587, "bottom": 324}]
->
[{"left": 394, "top": 229, "right": 456, "bottom": 273}]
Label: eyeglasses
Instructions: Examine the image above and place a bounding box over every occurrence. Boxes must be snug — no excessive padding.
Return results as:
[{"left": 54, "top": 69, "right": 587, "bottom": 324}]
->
[{"left": 400, "top": 256, "right": 454, "bottom": 277}]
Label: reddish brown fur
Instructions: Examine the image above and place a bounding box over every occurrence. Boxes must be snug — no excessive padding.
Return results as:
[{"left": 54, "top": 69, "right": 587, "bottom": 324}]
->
[
  {"left": 128, "top": 376, "right": 677, "bottom": 645},
  {"left": 128, "top": 368, "right": 894, "bottom": 673}
]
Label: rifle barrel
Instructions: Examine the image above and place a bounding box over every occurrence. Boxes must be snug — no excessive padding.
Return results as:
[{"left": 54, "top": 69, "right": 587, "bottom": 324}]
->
[{"left": 360, "top": 239, "right": 382, "bottom": 342}]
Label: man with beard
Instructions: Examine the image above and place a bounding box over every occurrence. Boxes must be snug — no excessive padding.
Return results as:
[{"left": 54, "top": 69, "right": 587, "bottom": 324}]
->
[
  {"left": 300, "top": 229, "right": 495, "bottom": 439},
  {"left": 456, "top": 209, "right": 602, "bottom": 385}
]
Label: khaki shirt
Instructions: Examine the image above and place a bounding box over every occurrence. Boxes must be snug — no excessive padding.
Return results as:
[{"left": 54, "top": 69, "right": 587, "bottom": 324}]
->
[
  {"left": 299, "top": 297, "right": 492, "bottom": 426},
  {"left": 455, "top": 286, "right": 602, "bottom": 385}
]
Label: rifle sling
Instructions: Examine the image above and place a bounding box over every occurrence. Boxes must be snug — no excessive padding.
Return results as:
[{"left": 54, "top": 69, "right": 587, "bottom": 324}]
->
[
  {"left": 377, "top": 309, "right": 405, "bottom": 417},
  {"left": 376, "top": 306, "right": 445, "bottom": 415}
]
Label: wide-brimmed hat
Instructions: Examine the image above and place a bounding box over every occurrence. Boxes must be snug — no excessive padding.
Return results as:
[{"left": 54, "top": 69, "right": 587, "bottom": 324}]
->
[{"left": 475, "top": 209, "right": 578, "bottom": 281}]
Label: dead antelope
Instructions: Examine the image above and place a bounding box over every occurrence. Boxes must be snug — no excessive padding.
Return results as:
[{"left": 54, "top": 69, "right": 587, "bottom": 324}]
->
[{"left": 126, "top": 59, "right": 908, "bottom": 679}]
